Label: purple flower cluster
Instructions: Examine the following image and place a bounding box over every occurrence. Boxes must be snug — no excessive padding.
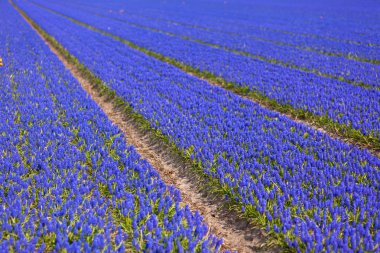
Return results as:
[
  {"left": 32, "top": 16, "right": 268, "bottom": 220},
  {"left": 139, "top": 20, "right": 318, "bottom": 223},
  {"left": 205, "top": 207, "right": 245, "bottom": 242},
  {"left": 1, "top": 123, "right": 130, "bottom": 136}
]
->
[
  {"left": 0, "top": 3, "right": 222, "bottom": 252},
  {"left": 20, "top": 0, "right": 380, "bottom": 138},
  {"left": 15, "top": 1, "right": 380, "bottom": 251}
]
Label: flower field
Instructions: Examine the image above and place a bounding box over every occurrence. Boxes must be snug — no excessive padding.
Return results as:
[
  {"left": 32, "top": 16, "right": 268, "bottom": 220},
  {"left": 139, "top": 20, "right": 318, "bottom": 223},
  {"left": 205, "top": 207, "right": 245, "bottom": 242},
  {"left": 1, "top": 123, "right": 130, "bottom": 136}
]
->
[
  {"left": 16, "top": 0, "right": 380, "bottom": 150},
  {"left": 2, "top": 0, "right": 380, "bottom": 252}
]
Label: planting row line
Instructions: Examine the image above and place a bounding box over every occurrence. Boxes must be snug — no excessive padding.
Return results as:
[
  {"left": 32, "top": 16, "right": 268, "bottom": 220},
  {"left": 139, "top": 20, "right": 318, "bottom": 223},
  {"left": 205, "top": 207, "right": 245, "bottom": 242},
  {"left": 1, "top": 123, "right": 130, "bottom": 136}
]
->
[
  {"left": 15, "top": 1, "right": 380, "bottom": 251},
  {"left": 17, "top": 0, "right": 380, "bottom": 149},
  {"left": 30, "top": 0, "right": 380, "bottom": 88},
  {"left": 0, "top": 2, "right": 223, "bottom": 252}
]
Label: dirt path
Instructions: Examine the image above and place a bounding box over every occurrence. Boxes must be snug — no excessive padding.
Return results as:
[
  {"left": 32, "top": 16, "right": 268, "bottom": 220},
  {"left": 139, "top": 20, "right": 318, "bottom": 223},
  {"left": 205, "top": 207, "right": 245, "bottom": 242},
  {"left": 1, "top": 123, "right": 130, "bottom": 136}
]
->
[{"left": 12, "top": 2, "right": 279, "bottom": 252}]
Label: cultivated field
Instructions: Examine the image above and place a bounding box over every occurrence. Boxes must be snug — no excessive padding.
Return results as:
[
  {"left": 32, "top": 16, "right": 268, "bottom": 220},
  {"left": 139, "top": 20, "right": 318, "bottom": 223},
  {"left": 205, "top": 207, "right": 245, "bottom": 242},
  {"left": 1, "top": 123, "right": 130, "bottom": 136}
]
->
[{"left": 1, "top": 0, "right": 380, "bottom": 252}]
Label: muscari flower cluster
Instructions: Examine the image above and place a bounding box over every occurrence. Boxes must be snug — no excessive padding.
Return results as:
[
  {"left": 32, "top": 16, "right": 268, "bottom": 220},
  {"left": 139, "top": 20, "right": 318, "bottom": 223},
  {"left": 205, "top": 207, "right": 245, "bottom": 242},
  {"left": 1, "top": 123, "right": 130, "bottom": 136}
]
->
[
  {"left": 19, "top": 0, "right": 380, "bottom": 139},
  {"left": 0, "top": 3, "right": 223, "bottom": 252},
  {"left": 17, "top": 3, "right": 380, "bottom": 251}
]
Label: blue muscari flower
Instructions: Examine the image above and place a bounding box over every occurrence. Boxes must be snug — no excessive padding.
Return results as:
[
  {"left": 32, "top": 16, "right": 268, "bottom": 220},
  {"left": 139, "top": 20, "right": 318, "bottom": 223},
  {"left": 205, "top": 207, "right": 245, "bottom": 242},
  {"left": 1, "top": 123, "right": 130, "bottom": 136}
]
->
[
  {"left": 117, "top": 243, "right": 125, "bottom": 253},
  {"left": 273, "top": 224, "right": 280, "bottom": 234}
]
